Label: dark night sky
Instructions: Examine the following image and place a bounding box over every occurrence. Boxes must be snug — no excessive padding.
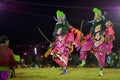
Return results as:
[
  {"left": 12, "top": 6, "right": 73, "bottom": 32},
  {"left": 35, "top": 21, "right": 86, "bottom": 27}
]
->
[{"left": 0, "top": 0, "right": 120, "bottom": 51}]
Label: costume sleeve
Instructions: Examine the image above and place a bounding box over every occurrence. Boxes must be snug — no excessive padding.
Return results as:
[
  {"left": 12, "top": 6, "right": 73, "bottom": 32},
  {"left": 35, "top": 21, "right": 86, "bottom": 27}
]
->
[{"left": 105, "top": 25, "right": 115, "bottom": 41}]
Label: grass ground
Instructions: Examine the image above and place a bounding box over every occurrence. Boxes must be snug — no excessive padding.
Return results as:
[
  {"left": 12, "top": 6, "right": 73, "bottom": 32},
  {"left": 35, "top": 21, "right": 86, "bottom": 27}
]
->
[{"left": 8, "top": 67, "right": 120, "bottom": 80}]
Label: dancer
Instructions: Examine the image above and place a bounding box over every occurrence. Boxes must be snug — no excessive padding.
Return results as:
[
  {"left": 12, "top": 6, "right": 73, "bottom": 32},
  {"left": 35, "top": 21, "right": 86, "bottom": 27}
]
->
[
  {"left": 50, "top": 10, "right": 84, "bottom": 74},
  {"left": 50, "top": 10, "right": 71, "bottom": 74},
  {"left": 80, "top": 7, "right": 115, "bottom": 76}
]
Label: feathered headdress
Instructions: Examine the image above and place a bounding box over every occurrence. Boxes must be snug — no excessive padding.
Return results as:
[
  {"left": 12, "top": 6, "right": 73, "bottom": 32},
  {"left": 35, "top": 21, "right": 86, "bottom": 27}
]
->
[
  {"left": 56, "top": 10, "right": 65, "bottom": 18},
  {"left": 93, "top": 7, "right": 102, "bottom": 15},
  {"left": 55, "top": 10, "right": 66, "bottom": 22},
  {"left": 91, "top": 7, "right": 106, "bottom": 36}
]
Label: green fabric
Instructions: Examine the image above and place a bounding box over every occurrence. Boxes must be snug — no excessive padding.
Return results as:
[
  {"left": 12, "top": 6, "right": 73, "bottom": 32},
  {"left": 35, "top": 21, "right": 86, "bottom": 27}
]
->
[
  {"left": 0, "top": 66, "right": 10, "bottom": 71},
  {"left": 93, "top": 7, "right": 101, "bottom": 15},
  {"left": 56, "top": 10, "right": 65, "bottom": 18},
  {"left": 9, "top": 69, "right": 15, "bottom": 78},
  {"left": 0, "top": 67, "right": 15, "bottom": 78},
  {"left": 14, "top": 55, "right": 20, "bottom": 62}
]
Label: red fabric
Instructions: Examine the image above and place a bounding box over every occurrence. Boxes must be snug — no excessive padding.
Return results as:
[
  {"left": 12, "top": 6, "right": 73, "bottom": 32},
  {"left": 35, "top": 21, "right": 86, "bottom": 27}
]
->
[{"left": 0, "top": 46, "right": 16, "bottom": 67}]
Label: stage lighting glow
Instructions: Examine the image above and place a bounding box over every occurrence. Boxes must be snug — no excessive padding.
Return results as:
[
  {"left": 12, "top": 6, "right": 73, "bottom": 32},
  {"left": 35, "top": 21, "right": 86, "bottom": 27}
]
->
[
  {"left": 0, "top": 2, "right": 4, "bottom": 9},
  {"left": 34, "top": 47, "right": 37, "bottom": 55}
]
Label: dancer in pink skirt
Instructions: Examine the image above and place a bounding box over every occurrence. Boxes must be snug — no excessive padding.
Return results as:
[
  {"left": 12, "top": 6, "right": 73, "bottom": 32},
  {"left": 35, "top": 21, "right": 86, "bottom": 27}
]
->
[
  {"left": 50, "top": 10, "right": 72, "bottom": 74},
  {"left": 80, "top": 8, "right": 115, "bottom": 76},
  {"left": 50, "top": 10, "right": 84, "bottom": 74}
]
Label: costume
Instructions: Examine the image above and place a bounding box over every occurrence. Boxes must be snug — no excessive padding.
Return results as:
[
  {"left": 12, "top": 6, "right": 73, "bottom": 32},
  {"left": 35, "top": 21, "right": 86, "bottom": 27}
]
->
[
  {"left": 0, "top": 46, "right": 16, "bottom": 80},
  {"left": 80, "top": 8, "right": 115, "bottom": 76},
  {"left": 50, "top": 10, "right": 71, "bottom": 74},
  {"left": 50, "top": 10, "right": 84, "bottom": 74},
  {"left": 80, "top": 33, "right": 93, "bottom": 62},
  {"left": 70, "top": 27, "right": 84, "bottom": 51},
  {"left": 0, "top": 35, "right": 16, "bottom": 80},
  {"left": 105, "top": 21, "right": 115, "bottom": 54}
]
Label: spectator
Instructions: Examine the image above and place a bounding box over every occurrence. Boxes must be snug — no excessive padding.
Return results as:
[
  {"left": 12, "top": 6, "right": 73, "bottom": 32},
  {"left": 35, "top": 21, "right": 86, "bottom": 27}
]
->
[{"left": 0, "top": 35, "right": 16, "bottom": 80}]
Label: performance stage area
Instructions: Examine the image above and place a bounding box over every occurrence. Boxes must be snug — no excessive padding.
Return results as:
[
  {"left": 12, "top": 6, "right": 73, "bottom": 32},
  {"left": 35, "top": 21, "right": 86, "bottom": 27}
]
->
[{"left": 8, "top": 68, "right": 120, "bottom": 80}]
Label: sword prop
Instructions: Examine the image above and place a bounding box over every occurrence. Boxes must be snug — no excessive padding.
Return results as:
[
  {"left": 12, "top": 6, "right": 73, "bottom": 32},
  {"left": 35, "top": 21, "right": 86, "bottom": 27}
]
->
[
  {"left": 37, "top": 27, "right": 53, "bottom": 57},
  {"left": 37, "top": 27, "right": 51, "bottom": 43},
  {"left": 80, "top": 20, "right": 84, "bottom": 31}
]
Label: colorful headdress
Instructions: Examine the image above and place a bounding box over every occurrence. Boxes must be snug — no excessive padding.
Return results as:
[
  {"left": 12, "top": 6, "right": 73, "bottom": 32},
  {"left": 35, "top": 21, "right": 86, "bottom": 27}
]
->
[
  {"left": 56, "top": 10, "right": 66, "bottom": 22},
  {"left": 56, "top": 10, "right": 65, "bottom": 18},
  {"left": 91, "top": 8, "right": 106, "bottom": 36},
  {"left": 93, "top": 7, "right": 102, "bottom": 15}
]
